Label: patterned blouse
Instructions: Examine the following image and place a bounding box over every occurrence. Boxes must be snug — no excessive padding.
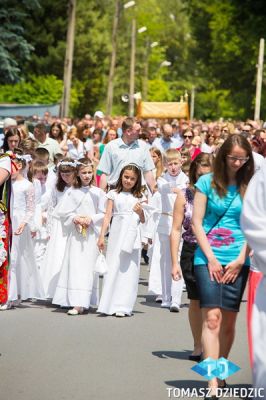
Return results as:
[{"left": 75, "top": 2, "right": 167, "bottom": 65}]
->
[{"left": 182, "top": 187, "right": 197, "bottom": 244}]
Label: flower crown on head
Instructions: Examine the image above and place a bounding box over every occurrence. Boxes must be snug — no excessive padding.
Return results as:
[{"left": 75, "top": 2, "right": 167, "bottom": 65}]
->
[
  {"left": 15, "top": 154, "right": 32, "bottom": 162},
  {"left": 58, "top": 160, "right": 78, "bottom": 168}
]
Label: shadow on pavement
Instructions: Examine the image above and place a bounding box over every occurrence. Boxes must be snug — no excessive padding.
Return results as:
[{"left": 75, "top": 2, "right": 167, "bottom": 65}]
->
[
  {"left": 152, "top": 350, "right": 192, "bottom": 360},
  {"left": 138, "top": 294, "right": 162, "bottom": 308}
]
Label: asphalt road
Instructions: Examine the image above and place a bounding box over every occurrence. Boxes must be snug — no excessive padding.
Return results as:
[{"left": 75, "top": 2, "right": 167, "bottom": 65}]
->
[{"left": 0, "top": 263, "right": 252, "bottom": 400}]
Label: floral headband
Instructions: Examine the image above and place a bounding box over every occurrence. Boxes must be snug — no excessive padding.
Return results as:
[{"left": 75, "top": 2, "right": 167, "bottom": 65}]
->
[
  {"left": 58, "top": 160, "right": 78, "bottom": 168},
  {"left": 15, "top": 154, "right": 32, "bottom": 162}
]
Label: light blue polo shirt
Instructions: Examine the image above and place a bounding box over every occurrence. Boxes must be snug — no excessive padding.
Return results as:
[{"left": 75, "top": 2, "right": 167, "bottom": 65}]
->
[
  {"left": 152, "top": 136, "right": 180, "bottom": 154},
  {"left": 97, "top": 137, "right": 154, "bottom": 185}
]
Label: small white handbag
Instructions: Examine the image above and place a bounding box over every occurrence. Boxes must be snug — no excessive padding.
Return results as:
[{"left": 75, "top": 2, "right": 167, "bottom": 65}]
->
[{"left": 94, "top": 251, "right": 108, "bottom": 275}]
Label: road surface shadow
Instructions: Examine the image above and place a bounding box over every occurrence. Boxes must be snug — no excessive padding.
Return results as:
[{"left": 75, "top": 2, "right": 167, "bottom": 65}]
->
[
  {"left": 152, "top": 350, "right": 192, "bottom": 360},
  {"left": 138, "top": 294, "right": 162, "bottom": 308}
]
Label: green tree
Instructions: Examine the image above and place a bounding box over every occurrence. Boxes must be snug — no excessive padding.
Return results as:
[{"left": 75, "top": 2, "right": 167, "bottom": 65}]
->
[
  {"left": 0, "top": 0, "right": 40, "bottom": 83},
  {"left": 185, "top": 0, "right": 266, "bottom": 119},
  {"left": 0, "top": 75, "right": 78, "bottom": 111}
]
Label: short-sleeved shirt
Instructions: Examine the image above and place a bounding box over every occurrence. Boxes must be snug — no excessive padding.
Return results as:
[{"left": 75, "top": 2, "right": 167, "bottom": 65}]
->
[
  {"left": 194, "top": 173, "right": 250, "bottom": 266},
  {"left": 152, "top": 136, "right": 180, "bottom": 154},
  {"left": 0, "top": 155, "right": 11, "bottom": 174},
  {"left": 38, "top": 137, "right": 62, "bottom": 167},
  {"left": 97, "top": 138, "right": 154, "bottom": 186}
]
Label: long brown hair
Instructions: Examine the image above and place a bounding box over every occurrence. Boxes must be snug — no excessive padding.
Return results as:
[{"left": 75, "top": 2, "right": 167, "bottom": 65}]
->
[
  {"left": 150, "top": 147, "right": 164, "bottom": 180},
  {"left": 73, "top": 158, "right": 95, "bottom": 188},
  {"left": 56, "top": 157, "right": 76, "bottom": 192},
  {"left": 49, "top": 122, "right": 64, "bottom": 142},
  {"left": 115, "top": 164, "right": 143, "bottom": 198},
  {"left": 212, "top": 134, "right": 254, "bottom": 197},
  {"left": 189, "top": 153, "right": 213, "bottom": 190}
]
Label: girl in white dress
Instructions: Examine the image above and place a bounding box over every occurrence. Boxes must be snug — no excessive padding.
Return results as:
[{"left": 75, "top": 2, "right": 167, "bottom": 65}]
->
[
  {"left": 41, "top": 158, "right": 76, "bottom": 298},
  {"left": 8, "top": 150, "right": 44, "bottom": 306},
  {"left": 97, "top": 164, "right": 147, "bottom": 317},
  {"left": 52, "top": 158, "right": 106, "bottom": 315}
]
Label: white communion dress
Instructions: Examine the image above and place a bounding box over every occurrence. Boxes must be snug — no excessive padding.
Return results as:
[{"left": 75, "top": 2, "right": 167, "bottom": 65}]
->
[
  {"left": 146, "top": 191, "right": 162, "bottom": 296},
  {"left": 97, "top": 190, "right": 148, "bottom": 316},
  {"left": 52, "top": 185, "right": 105, "bottom": 309},
  {"left": 9, "top": 178, "right": 44, "bottom": 301},
  {"left": 41, "top": 187, "right": 70, "bottom": 298}
]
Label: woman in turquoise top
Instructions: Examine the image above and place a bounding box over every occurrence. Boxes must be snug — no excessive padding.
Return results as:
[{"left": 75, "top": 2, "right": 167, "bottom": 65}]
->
[{"left": 192, "top": 135, "right": 254, "bottom": 397}]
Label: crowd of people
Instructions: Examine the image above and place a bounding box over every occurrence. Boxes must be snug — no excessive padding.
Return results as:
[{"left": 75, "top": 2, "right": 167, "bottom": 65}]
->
[{"left": 0, "top": 111, "right": 266, "bottom": 398}]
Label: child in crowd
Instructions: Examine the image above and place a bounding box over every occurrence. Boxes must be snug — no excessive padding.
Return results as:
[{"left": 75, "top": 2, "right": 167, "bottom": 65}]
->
[
  {"left": 67, "top": 127, "right": 92, "bottom": 160},
  {"left": 31, "top": 160, "right": 49, "bottom": 270},
  {"left": 180, "top": 147, "right": 192, "bottom": 165},
  {"left": 140, "top": 147, "right": 164, "bottom": 265},
  {"left": 146, "top": 188, "right": 163, "bottom": 302},
  {"left": 7, "top": 150, "right": 44, "bottom": 307},
  {"left": 157, "top": 149, "right": 188, "bottom": 311},
  {"left": 35, "top": 148, "right": 57, "bottom": 199},
  {"left": 97, "top": 164, "right": 148, "bottom": 317},
  {"left": 149, "top": 147, "right": 164, "bottom": 181},
  {"left": 52, "top": 158, "right": 105, "bottom": 315},
  {"left": 53, "top": 153, "right": 64, "bottom": 171},
  {"left": 41, "top": 158, "right": 76, "bottom": 299}
]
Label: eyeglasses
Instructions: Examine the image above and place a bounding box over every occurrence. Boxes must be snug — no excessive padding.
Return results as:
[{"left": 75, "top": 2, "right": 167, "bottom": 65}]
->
[
  {"left": 242, "top": 130, "right": 251, "bottom": 133},
  {"left": 184, "top": 135, "right": 193, "bottom": 138},
  {"left": 227, "top": 155, "right": 249, "bottom": 164}
]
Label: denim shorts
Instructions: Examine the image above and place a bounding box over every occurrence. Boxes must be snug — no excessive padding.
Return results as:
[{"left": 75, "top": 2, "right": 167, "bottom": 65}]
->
[{"left": 194, "top": 264, "right": 249, "bottom": 312}]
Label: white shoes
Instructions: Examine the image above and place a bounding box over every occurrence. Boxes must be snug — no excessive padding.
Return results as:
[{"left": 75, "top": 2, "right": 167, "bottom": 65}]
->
[
  {"left": 155, "top": 295, "right": 162, "bottom": 303},
  {"left": 115, "top": 312, "right": 126, "bottom": 317},
  {"left": 161, "top": 301, "right": 171, "bottom": 309},
  {"left": 0, "top": 303, "right": 12, "bottom": 311},
  {"left": 170, "top": 303, "right": 180, "bottom": 312},
  {"left": 67, "top": 307, "right": 84, "bottom": 316}
]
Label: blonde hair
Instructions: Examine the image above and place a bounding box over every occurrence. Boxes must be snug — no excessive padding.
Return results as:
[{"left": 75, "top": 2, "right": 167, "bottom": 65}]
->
[
  {"left": 164, "top": 148, "right": 182, "bottom": 163},
  {"left": 67, "top": 127, "right": 78, "bottom": 139}
]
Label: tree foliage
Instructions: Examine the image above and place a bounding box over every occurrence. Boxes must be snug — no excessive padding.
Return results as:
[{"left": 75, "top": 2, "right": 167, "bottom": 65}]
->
[
  {"left": 0, "top": 75, "right": 78, "bottom": 109},
  {"left": 186, "top": 0, "right": 266, "bottom": 119},
  {"left": 0, "top": 0, "right": 265, "bottom": 120},
  {"left": 0, "top": 0, "right": 40, "bottom": 83}
]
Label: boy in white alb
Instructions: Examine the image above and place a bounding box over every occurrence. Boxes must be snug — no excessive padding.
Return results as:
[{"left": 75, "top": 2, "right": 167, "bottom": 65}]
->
[{"left": 157, "top": 149, "right": 188, "bottom": 311}]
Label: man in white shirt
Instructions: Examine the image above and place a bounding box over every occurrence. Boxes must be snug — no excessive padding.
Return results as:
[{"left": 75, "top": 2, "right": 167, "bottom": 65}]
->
[
  {"left": 153, "top": 124, "right": 181, "bottom": 154},
  {"left": 98, "top": 117, "right": 155, "bottom": 192},
  {"left": 146, "top": 125, "right": 158, "bottom": 148}
]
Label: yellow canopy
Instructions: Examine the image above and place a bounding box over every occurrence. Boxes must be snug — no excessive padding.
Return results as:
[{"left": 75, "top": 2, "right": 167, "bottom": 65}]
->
[{"left": 137, "top": 101, "right": 189, "bottom": 119}]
